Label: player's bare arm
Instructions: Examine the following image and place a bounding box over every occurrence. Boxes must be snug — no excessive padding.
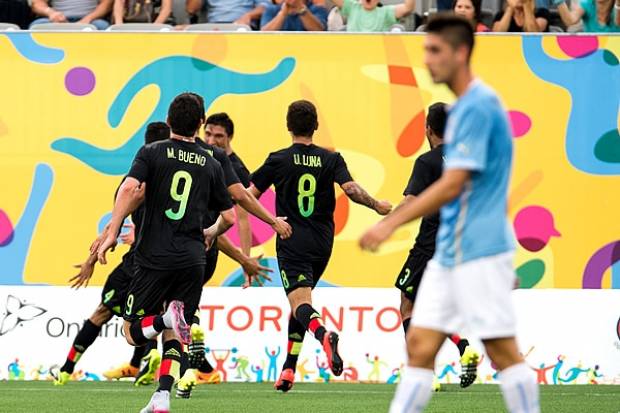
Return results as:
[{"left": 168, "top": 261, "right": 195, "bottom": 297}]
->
[
  {"left": 229, "top": 183, "right": 292, "bottom": 239},
  {"left": 203, "top": 208, "right": 236, "bottom": 250},
  {"left": 360, "top": 169, "right": 470, "bottom": 251},
  {"left": 217, "top": 234, "right": 273, "bottom": 287},
  {"left": 97, "top": 177, "right": 145, "bottom": 264},
  {"left": 68, "top": 250, "right": 98, "bottom": 289},
  {"left": 340, "top": 181, "right": 392, "bottom": 215},
  {"left": 247, "top": 184, "right": 291, "bottom": 239}
]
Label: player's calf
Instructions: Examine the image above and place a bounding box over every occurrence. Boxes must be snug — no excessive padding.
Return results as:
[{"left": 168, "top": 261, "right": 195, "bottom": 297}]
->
[{"left": 126, "top": 301, "right": 191, "bottom": 347}]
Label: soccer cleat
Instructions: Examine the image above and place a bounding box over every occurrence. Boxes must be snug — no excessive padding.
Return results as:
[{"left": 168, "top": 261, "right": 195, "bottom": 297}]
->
[
  {"left": 432, "top": 376, "right": 442, "bottom": 392},
  {"left": 140, "top": 390, "right": 170, "bottom": 413},
  {"left": 167, "top": 300, "right": 191, "bottom": 345},
  {"left": 196, "top": 371, "right": 222, "bottom": 384},
  {"left": 53, "top": 370, "right": 71, "bottom": 386},
  {"left": 176, "top": 369, "right": 197, "bottom": 399},
  {"left": 322, "top": 332, "right": 343, "bottom": 377},
  {"left": 274, "top": 368, "right": 295, "bottom": 393},
  {"left": 188, "top": 324, "right": 206, "bottom": 369},
  {"left": 135, "top": 349, "right": 162, "bottom": 386},
  {"left": 459, "top": 346, "right": 480, "bottom": 388},
  {"left": 103, "top": 362, "right": 139, "bottom": 380}
]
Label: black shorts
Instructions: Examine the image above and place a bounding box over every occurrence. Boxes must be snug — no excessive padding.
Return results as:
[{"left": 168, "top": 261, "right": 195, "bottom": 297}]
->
[
  {"left": 123, "top": 264, "right": 205, "bottom": 322},
  {"left": 203, "top": 247, "right": 219, "bottom": 286},
  {"left": 277, "top": 257, "right": 330, "bottom": 295},
  {"left": 101, "top": 263, "right": 133, "bottom": 317},
  {"left": 395, "top": 248, "right": 433, "bottom": 303}
]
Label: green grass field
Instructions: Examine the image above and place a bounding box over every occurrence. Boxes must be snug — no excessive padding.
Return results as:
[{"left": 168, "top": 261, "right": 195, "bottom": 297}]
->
[{"left": 0, "top": 381, "right": 618, "bottom": 412}]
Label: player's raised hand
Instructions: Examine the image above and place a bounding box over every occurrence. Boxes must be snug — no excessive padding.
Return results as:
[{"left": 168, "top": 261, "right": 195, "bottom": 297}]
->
[
  {"left": 374, "top": 200, "right": 393, "bottom": 216},
  {"left": 120, "top": 222, "right": 135, "bottom": 245},
  {"left": 359, "top": 220, "right": 396, "bottom": 252},
  {"left": 241, "top": 254, "right": 273, "bottom": 288},
  {"left": 97, "top": 232, "right": 117, "bottom": 265},
  {"left": 272, "top": 217, "right": 292, "bottom": 239},
  {"left": 68, "top": 259, "right": 96, "bottom": 289}
]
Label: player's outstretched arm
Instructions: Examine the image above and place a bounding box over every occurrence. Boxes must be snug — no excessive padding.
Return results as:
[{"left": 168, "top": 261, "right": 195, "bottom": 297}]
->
[
  {"left": 68, "top": 250, "right": 98, "bottom": 289},
  {"left": 203, "top": 208, "right": 237, "bottom": 250},
  {"left": 340, "top": 181, "right": 392, "bottom": 215},
  {"left": 97, "top": 177, "right": 145, "bottom": 264},
  {"left": 359, "top": 169, "right": 470, "bottom": 252},
  {"left": 216, "top": 234, "right": 273, "bottom": 288},
  {"left": 246, "top": 185, "right": 292, "bottom": 239}
]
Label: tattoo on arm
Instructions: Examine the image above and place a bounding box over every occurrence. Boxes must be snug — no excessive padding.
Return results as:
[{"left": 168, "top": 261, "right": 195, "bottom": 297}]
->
[{"left": 341, "top": 182, "right": 377, "bottom": 210}]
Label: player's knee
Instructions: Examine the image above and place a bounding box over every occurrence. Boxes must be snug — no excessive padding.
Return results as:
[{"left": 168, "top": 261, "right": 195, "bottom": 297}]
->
[
  {"left": 400, "top": 294, "right": 413, "bottom": 319},
  {"left": 483, "top": 338, "right": 523, "bottom": 371},
  {"left": 406, "top": 332, "right": 435, "bottom": 368},
  {"left": 123, "top": 322, "right": 137, "bottom": 346},
  {"left": 91, "top": 304, "right": 113, "bottom": 326}
]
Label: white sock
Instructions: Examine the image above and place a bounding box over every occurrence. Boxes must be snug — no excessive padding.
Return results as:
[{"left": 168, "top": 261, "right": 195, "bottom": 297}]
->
[
  {"left": 499, "top": 362, "right": 540, "bottom": 413},
  {"left": 389, "top": 367, "right": 434, "bottom": 413},
  {"left": 162, "top": 305, "right": 175, "bottom": 329}
]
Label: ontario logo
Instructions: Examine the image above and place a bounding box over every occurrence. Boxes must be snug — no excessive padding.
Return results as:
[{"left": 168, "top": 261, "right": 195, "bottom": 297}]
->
[{"left": 0, "top": 295, "right": 47, "bottom": 336}]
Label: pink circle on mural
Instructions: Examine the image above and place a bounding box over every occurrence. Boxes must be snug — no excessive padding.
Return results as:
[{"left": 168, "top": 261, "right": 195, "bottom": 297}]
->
[
  {"left": 514, "top": 206, "right": 561, "bottom": 252},
  {"left": 508, "top": 111, "right": 532, "bottom": 138},
  {"left": 65, "top": 67, "right": 96, "bottom": 96},
  {"left": 0, "top": 209, "right": 14, "bottom": 246},
  {"left": 226, "top": 188, "right": 277, "bottom": 248},
  {"left": 557, "top": 36, "right": 598, "bottom": 58}
]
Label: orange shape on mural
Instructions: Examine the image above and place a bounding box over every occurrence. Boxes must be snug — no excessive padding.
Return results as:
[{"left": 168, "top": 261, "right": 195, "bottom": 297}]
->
[
  {"left": 334, "top": 193, "right": 349, "bottom": 235},
  {"left": 388, "top": 65, "right": 417, "bottom": 87},
  {"left": 397, "top": 110, "right": 425, "bottom": 157}
]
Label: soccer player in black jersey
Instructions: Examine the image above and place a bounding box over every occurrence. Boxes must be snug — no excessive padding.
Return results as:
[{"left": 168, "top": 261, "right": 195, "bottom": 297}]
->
[
  {"left": 52, "top": 122, "right": 171, "bottom": 387},
  {"left": 249, "top": 100, "right": 392, "bottom": 392},
  {"left": 97, "top": 93, "right": 237, "bottom": 413},
  {"left": 205, "top": 112, "right": 253, "bottom": 259},
  {"left": 174, "top": 96, "right": 288, "bottom": 397},
  {"left": 393, "top": 103, "right": 478, "bottom": 389}
]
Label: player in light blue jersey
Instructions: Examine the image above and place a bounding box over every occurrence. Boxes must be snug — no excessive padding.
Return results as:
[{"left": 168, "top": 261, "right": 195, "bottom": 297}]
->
[{"left": 360, "top": 15, "right": 539, "bottom": 413}]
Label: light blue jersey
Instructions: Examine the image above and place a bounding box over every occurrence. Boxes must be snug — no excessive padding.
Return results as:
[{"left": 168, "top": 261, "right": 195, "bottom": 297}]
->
[{"left": 435, "top": 80, "right": 515, "bottom": 267}]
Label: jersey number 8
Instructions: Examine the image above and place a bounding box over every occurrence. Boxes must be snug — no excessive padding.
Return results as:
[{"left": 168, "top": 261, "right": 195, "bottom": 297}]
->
[{"left": 297, "top": 173, "right": 316, "bottom": 218}]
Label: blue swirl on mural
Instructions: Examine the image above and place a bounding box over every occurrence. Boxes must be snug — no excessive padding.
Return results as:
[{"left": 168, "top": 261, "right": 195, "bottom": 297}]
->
[
  {"left": 51, "top": 56, "right": 296, "bottom": 175},
  {"left": 522, "top": 36, "right": 619, "bottom": 175},
  {"left": 0, "top": 164, "right": 54, "bottom": 285},
  {"left": 1, "top": 33, "right": 64, "bottom": 64}
]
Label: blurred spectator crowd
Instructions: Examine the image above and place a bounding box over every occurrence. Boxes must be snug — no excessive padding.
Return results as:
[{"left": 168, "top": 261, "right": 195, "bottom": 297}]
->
[{"left": 0, "top": 0, "right": 618, "bottom": 32}]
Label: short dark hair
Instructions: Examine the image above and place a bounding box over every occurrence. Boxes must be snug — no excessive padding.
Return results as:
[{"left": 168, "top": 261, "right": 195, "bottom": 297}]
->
[
  {"left": 206, "top": 113, "right": 234, "bottom": 137},
  {"left": 167, "top": 93, "right": 203, "bottom": 137},
  {"left": 426, "top": 102, "right": 448, "bottom": 138},
  {"left": 187, "top": 92, "right": 206, "bottom": 121},
  {"left": 426, "top": 14, "right": 475, "bottom": 60},
  {"left": 287, "top": 100, "right": 318, "bottom": 138},
  {"left": 451, "top": 0, "right": 482, "bottom": 24},
  {"left": 144, "top": 122, "right": 170, "bottom": 144}
]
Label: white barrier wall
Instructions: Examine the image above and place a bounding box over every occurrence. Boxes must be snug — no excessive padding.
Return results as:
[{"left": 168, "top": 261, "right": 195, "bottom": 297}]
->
[{"left": 1, "top": 287, "right": 619, "bottom": 385}]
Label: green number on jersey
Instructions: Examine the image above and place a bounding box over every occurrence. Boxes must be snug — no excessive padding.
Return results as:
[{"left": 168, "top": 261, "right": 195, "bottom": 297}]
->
[
  {"left": 165, "top": 170, "right": 193, "bottom": 220},
  {"left": 399, "top": 269, "right": 411, "bottom": 286},
  {"left": 280, "top": 270, "right": 290, "bottom": 289},
  {"left": 125, "top": 294, "right": 134, "bottom": 316},
  {"left": 297, "top": 173, "right": 316, "bottom": 218}
]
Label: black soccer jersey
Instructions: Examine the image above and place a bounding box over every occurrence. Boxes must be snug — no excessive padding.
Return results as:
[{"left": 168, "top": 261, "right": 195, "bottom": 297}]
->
[
  {"left": 251, "top": 143, "right": 353, "bottom": 261},
  {"left": 229, "top": 152, "right": 251, "bottom": 188},
  {"left": 127, "top": 139, "right": 233, "bottom": 270},
  {"left": 403, "top": 144, "right": 444, "bottom": 255},
  {"left": 196, "top": 139, "right": 240, "bottom": 188}
]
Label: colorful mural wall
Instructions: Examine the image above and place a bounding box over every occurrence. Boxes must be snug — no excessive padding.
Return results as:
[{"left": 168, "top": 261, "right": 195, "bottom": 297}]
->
[{"left": 0, "top": 33, "right": 619, "bottom": 289}]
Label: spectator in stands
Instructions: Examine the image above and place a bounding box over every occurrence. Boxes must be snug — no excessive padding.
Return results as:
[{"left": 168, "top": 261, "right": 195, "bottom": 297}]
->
[
  {"left": 0, "top": 0, "right": 33, "bottom": 28},
  {"left": 492, "top": 0, "right": 549, "bottom": 31},
  {"left": 30, "top": 0, "right": 112, "bottom": 29},
  {"left": 261, "top": 0, "right": 327, "bottom": 30},
  {"left": 186, "top": 0, "right": 269, "bottom": 28},
  {"left": 113, "top": 0, "right": 172, "bottom": 24},
  {"left": 453, "top": 0, "right": 489, "bottom": 31},
  {"left": 554, "top": 0, "right": 619, "bottom": 32},
  {"left": 329, "top": 0, "right": 415, "bottom": 32}
]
